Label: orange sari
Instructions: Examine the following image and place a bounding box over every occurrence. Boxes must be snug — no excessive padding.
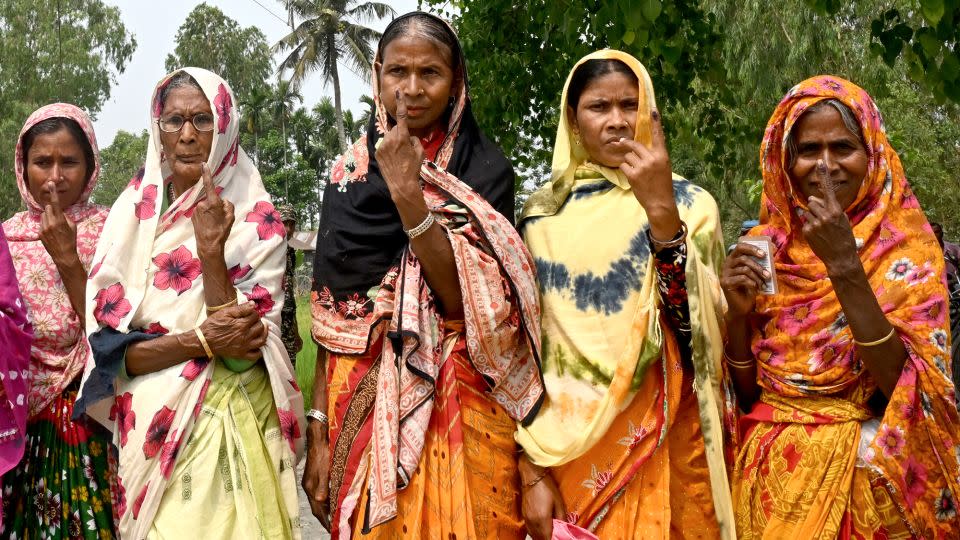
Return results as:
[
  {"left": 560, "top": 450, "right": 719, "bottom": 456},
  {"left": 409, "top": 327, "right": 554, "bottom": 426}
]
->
[{"left": 732, "top": 76, "right": 960, "bottom": 539}]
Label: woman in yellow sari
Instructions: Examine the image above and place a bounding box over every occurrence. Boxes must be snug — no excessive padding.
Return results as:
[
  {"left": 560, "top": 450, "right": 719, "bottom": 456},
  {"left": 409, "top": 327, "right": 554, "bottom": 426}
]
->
[
  {"left": 723, "top": 76, "right": 960, "bottom": 538},
  {"left": 516, "top": 50, "right": 735, "bottom": 539}
]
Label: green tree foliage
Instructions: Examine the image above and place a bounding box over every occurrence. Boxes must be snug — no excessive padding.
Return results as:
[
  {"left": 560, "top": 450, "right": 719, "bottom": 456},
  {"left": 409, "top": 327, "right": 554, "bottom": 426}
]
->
[
  {"left": 275, "top": 0, "right": 394, "bottom": 152},
  {"left": 93, "top": 130, "right": 149, "bottom": 207},
  {"left": 164, "top": 3, "right": 273, "bottom": 104},
  {"left": 0, "top": 0, "right": 136, "bottom": 219}
]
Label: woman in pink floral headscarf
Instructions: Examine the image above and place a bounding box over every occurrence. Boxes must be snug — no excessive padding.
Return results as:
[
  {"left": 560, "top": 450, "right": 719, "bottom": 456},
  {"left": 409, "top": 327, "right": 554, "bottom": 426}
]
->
[
  {"left": 1, "top": 103, "right": 116, "bottom": 539},
  {"left": 74, "top": 68, "right": 303, "bottom": 540}
]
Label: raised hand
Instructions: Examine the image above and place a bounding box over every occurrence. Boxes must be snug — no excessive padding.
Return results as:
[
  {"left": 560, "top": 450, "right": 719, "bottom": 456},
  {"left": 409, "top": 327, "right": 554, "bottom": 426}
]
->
[
  {"left": 721, "top": 243, "right": 769, "bottom": 318},
  {"left": 610, "top": 110, "right": 681, "bottom": 241},
  {"left": 801, "top": 160, "right": 859, "bottom": 273},
  {"left": 192, "top": 162, "right": 234, "bottom": 258},
  {"left": 39, "top": 181, "right": 80, "bottom": 268},
  {"left": 375, "top": 89, "right": 426, "bottom": 202}
]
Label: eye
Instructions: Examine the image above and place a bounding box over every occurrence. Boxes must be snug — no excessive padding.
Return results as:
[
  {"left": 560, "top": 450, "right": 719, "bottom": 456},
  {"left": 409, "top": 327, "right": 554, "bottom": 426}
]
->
[{"left": 388, "top": 66, "right": 404, "bottom": 75}]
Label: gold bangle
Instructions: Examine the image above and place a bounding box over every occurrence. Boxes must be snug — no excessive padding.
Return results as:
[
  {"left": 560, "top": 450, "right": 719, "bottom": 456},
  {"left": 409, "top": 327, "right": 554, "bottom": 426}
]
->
[
  {"left": 522, "top": 470, "right": 547, "bottom": 488},
  {"left": 723, "top": 351, "right": 755, "bottom": 369},
  {"left": 854, "top": 327, "right": 896, "bottom": 348},
  {"left": 206, "top": 297, "right": 238, "bottom": 314},
  {"left": 194, "top": 326, "right": 215, "bottom": 359}
]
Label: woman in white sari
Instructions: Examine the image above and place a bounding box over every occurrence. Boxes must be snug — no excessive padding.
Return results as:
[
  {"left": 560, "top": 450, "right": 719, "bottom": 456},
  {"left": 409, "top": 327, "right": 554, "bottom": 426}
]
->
[{"left": 75, "top": 68, "right": 304, "bottom": 539}]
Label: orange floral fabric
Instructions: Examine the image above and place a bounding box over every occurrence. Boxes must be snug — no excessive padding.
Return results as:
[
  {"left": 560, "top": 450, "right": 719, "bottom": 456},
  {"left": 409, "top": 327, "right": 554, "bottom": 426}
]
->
[
  {"left": 552, "top": 326, "right": 720, "bottom": 538},
  {"left": 732, "top": 75, "right": 960, "bottom": 538}
]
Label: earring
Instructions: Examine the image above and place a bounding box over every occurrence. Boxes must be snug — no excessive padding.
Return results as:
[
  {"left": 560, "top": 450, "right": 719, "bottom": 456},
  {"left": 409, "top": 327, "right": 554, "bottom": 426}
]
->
[{"left": 573, "top": 132, "right": 581, "bottom": 146}]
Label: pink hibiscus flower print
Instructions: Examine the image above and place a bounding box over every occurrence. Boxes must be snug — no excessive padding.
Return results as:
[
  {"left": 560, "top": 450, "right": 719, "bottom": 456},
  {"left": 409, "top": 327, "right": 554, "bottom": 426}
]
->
[
  {"left": 901, "top": 457, "right": 928, "bottom": 508},
  {"left": 159, "top": 430, "right": 181, "bottom": 479},
  {"left": 214, "top": 83, "right": 232, "bottom": 133},
  {"left": 755, "top": 339, "right": 787, "bottom": 367},
  {"left": 885, "top": 258, "right": 915, "bottom": 281},
  {"left": 180, "top": 358, "right": 209, "bottom": 381},
  {"left": 776, "top": 300, "right": 822, "bottom": 336},
  {"left": 109, "top": 392, "right": 136, "bottom": 448},
  {"left": 876, "top": 424, "right": 906, "bottom": 458},
  {"left": 93, "top": 283, "right": 132, "bottom": 328},
  {"left": 88, "top": 257, "right": 104, "bottom": 279},
  {"left": 114, "top": 476, "right": 127, "bottom": 518},
  {"left": 247, "top": 284, "right": 275, "bottom": 316},
  {"left": 869, "top": 220, "right": 906, "bottom": 260},
  {"left": 152, "top": 245, "right": 202, "bottom": 295},
  {"left": 134, "top": 184, "right": 158, "bottom": 220},
  {"left": 337, "top": 292, "right": 369, "bottom": 319},
  {"left": 145, "top": 322, "right": 169, "bottom": 335},
  {"left": 228, "top": 263, "right": 252, "bottom": 284},
  {"left": 911, "top": 296, "right": 947, "bottom": 327},
  {"left": 132, "top": 482, "right": 148, "bottom": 520},
  {"left": 127, "top": 166, "right": 146, "bottom": 190},
  {"left": 930, "top": 329, "right": 949, "bottom": 352},
  {"left": 143, "top": 406, "right": 176, "bottom": 459},
  {"left": 277, "top": 408, "right": 301, "bottom": 453},
  {"left": 244, "top": 201, "right": 285, "bottom": 241},
  {"left": 807, "top": 341, "right": 847, "bottom": 373}
]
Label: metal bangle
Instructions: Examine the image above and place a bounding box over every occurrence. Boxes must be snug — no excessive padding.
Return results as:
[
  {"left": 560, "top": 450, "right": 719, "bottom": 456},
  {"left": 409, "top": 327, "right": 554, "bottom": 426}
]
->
[
  {"left": 194, "top": 326, "right": 215, "bottom": 359},
  {"left": 723, "top": 350, "right": 755, "bottom": 369},
  {"left": 306, "top": 408, "right": 328, "bottom": 424},
  {"left": 854, "top": 327, "right": 896, "bottom": 348},
  {"left": 648, "top": 221, "right": 688, "bottom": 251},
  {"left": 404, "top": 213, "right": 435, "bottom": 240}
]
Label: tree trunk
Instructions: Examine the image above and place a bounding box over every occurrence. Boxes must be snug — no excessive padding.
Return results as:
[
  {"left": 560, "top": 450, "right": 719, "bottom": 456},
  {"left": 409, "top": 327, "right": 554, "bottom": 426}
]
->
[
  {"left": 331, "top": 60, "right": 348, "bottom": 153},
  {"left": 282, "top": 118, "right": 289, "bottom": 200}
]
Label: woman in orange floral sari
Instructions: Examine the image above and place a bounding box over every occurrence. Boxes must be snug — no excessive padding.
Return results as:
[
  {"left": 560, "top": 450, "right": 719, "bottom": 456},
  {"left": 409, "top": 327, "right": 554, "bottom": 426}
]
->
[{"left": 722, "top": 75, "right": 960, "bottom": 539}]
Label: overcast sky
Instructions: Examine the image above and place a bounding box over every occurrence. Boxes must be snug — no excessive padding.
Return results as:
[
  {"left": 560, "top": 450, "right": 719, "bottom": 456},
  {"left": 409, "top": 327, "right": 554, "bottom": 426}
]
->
[{"left": 95, "top": 0, "right": 418, "bottom": 146}]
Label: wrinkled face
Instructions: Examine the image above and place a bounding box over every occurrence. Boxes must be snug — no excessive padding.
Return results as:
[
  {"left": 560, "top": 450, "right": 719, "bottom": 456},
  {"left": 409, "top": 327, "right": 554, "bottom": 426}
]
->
[
  {"left": 568, "top": 71, "right": 639, "bottom": 168},
  {"left": 378, "top": 35, "right": 456, "bottom": 138},
  {"left": 788, "top": 106, "right": 868, "bottom": 210},
  {"left": 26, "top": 128, "right": 89, "bottom": 210},
  {"left": 159, "top": 85, "right": 214, "bottom": 187}
]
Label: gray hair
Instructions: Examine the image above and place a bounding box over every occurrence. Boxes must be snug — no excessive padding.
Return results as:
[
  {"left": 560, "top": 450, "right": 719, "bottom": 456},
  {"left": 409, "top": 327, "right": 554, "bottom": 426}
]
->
[
  {"left": 158, "top": 71, "right": 203, "bottom": 109},
  {"left": 784, "top": 99, "right": 865, "bottom": 169}
]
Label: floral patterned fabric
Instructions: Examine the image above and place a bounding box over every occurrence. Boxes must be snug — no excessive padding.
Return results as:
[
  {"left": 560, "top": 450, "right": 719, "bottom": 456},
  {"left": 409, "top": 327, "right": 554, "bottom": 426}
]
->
[
  {"left": 3, "top": 103, "right": 109, "bottom": 418},
  {"left": 516, "top": 50, "right": 735, "bottom": 538},
  {"left": 732, "top": 75, "right": 960, "bottom": 538},
  {"left": 74, "top": 68, "right": 303, "bottom": 539}
]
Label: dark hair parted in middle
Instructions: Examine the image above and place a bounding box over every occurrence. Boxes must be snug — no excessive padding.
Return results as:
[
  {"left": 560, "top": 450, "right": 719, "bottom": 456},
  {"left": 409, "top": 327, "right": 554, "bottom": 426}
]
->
[
  {"left": 21, "top": 117, "right": 96, "bottom": 184},
  {"left": 566, "top": 59, "right": 639, "bottom": 112},
  {"left": 377, "top": 12, "right": 462, "bottom": 75}
]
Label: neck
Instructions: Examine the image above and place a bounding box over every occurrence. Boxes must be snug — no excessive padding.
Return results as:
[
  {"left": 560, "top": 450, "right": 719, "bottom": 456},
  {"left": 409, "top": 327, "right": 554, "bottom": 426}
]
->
[{"left": 170, "top": 176, "right": 194, "bottom": 197}]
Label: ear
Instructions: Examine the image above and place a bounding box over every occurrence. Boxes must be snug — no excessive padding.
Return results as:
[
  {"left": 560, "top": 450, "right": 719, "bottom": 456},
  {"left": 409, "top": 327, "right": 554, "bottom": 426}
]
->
[{"left": 566, "top": 105, "right": 579, "bottom": 134}]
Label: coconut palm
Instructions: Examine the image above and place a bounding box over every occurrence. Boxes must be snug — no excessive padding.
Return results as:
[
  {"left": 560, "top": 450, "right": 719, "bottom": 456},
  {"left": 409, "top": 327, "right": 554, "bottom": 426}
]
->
[
  {"left": 269, "top": 80, "right": 303, "bottom": 198},
  {"left": 274, "top": 0, "right": 394, "bottom": 153},
  {"left": 240, "top": 85, "right": 271, "bottom": 164}
]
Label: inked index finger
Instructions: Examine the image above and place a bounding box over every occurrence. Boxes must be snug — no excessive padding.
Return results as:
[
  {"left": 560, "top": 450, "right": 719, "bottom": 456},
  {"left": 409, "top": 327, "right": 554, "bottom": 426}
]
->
[
  {"left": 46, "top": 182, "right": 62, "bottom": 215},
  {"left": 394, "top": 89, "right": 409, "bottom": 137},
  {"left": 201, "top": 163, "right": 219, "bottom": 202},
  {"left": 649, "top": 109, "right": 667, "bottom": 151},
  {"left": 816, "top": 160, "right": 839, "bottom": 208}
]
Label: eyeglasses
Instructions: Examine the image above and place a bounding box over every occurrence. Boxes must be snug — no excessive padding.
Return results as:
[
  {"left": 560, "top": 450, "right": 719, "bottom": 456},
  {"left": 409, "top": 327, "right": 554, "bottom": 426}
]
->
[{"left": 157, "top": 113, "right": 215, "bottom": 133}]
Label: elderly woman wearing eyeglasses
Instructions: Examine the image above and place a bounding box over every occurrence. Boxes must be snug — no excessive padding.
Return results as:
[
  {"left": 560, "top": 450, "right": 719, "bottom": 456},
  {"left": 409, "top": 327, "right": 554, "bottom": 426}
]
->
[{"left": 74, "top": 68, "right": 303, "bottom": 539}]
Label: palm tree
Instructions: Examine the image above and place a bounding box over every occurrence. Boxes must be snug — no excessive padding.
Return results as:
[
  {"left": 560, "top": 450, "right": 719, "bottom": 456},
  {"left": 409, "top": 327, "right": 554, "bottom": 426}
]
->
[
  {"left": 274, "top": 0, "right": 394, "bottom": 153},
  {"left": 240, "top": 85, "right": 271, "bottom": 164},
  {"left": 269, "top": 80, "right": 304, "bottom": 198}
]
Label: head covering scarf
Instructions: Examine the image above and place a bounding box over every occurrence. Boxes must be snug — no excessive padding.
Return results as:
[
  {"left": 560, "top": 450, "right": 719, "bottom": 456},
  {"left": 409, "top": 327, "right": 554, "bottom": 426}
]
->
[
  {"left": 515, "top": 50, "right": 734, "bottom": 535},
  {"left": 312, "top": 11, "right": 543, "bottom": 530},
  {"left": 2, "top": 103, "right": 109, "bottom": 416},
  {"left": 744, "top": 75, "right": 960, "bottom": 537},
  {"left": 74, "top": 68, "right": 304, "bottom": 538},
  {"left": 0, "top": 226, "right": 32, "bottom": 492}
]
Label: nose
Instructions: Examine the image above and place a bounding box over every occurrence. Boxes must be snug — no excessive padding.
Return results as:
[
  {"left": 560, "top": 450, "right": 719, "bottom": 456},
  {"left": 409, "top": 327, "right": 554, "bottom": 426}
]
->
[
  {"left": 404, "top": 74, "right": 422, "bottom": 97},
  {"left": 608, "top": 107, "right": 629, "bottom": 130},
  {"left": 179, "top": 121, "right": 197, "bottom": 143},
  {"left": 50, "top": 163, "right": 63, "bottom": 182}
]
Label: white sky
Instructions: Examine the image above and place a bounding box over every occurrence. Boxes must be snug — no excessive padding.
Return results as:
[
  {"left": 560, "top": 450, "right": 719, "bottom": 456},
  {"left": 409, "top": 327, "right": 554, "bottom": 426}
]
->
[{"left": 95, "top": 0, "right": 418, "bottom": 146}]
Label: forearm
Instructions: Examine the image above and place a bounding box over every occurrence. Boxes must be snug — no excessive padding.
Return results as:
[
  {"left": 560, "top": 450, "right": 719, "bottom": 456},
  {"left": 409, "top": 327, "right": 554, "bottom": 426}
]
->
[
  {"left": 724, "top": 315, "right": 760, "bottom": 407},
  {"left": 125, "top": 331, "right": 206, "bottom": 376},
  {"left": 392, "top": 188, "right": 464, "bottom": 319},
  {"left": 198, "top": 248, "right": 236, "bottom": 309},
  {"left": 55, "top": 255, "right": 88, "bottom": 327},
  {"left": 828, "top": 260, "right": 907, "bottom": 396},
  {"left": 308, "top": 348, "right": 330, "bottom": 443}
]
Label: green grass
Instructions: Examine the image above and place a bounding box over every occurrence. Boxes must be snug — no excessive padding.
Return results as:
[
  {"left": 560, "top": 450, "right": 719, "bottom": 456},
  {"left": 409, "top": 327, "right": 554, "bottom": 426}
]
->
[{"left": 293, "top": 294, "right": 317, "bottom": 408}]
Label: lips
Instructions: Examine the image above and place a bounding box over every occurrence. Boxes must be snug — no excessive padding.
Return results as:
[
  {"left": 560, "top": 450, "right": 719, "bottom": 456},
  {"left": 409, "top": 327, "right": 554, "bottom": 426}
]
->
[{"left": 406, "top": 107, "right": 427, "bottom": 117}]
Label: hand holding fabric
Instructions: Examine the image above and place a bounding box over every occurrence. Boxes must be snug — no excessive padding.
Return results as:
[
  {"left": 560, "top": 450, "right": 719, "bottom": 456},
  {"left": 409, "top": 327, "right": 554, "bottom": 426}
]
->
[
  {"left": 611, "top": 110, "right": 680, "bottom": 240},
  {"left": 721, "top": 243, "right": 769, "bottom": 317},
  {"left": 197, "top": 302, "right": 266, "bottom": 360},
  {"left": 192, "top": 163, "right": 235, "bottom": 258},
  {"left": 39, "top": 181, "right": 80, "bottom": 268},
  {"left": 801, "top": 160, "right": 860, "bottom": 276},
  {"left": 376, "top": 89, "right": 426, "bottom": 203}
]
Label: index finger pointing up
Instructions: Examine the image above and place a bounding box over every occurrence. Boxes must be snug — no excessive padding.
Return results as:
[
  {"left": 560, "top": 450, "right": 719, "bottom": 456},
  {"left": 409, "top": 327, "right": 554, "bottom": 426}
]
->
[
  {"left": 649, "top": 109, "right": 667, "bottom": 151},
  {"left": 46, "top": 181, "right": 62, "bottom": 214},
  {"left": 201, "top": 163, "right": 219, "bottom": 202},
  {"left": 816, "top": 159, "right": 840, "bottom": 209},
  {"left": 394, "top": 88, "right": 409, "bottom": 137}
]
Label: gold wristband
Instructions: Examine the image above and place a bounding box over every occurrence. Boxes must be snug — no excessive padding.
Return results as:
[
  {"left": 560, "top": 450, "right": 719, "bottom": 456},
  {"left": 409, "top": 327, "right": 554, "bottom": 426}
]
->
[
  {"left": 194, "top": 326, "right": 215, "bottom": 359},
  {"left": 206, "top": 297, "right": 238, "bottom": 314},
  {"left": 854, "top": 327, "right": 896, "bottom": 348},
  {"left": 723, "top": 351, "right": 755, "bottom": 369}
]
